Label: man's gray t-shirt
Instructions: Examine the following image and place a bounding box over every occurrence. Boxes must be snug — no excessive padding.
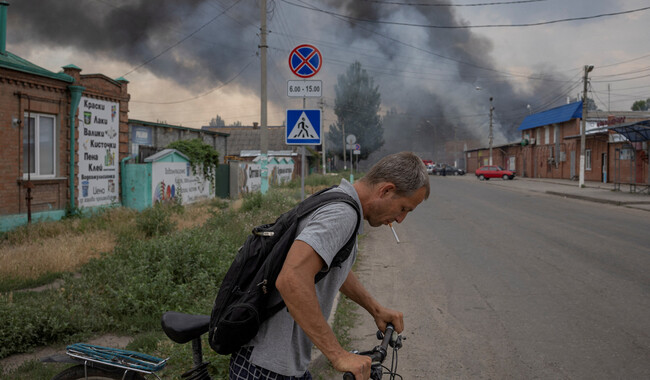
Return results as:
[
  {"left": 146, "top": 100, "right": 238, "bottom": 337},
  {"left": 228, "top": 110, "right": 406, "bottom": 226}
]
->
[{"left": 247, "top": 179, "right": 363, "bottom": 376}]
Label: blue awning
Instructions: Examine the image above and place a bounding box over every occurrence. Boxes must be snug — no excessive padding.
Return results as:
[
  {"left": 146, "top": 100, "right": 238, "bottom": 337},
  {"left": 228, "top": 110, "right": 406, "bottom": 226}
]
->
[
  {"left": 518, "top": 101, "right": 583, "bottom": 131},
  {"left": 608, "top": 120, "right": 650, "bottom": 142}
]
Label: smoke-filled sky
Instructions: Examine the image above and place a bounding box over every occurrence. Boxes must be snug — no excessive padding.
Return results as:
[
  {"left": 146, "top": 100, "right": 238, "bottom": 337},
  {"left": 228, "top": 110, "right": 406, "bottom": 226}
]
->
[{"left": 6, "top": 0, "right": 650, "bottom": 158}]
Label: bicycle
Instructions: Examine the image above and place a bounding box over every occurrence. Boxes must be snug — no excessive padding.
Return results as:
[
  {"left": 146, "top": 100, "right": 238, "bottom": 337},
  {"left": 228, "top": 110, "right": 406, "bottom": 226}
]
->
[
  {"left": 343, "top": 323, "right": 404, "bottom": 380},
  {"left": 43, "top": 311, "right": 212, "bottom": 379},
  {"left": 43, "top": 312, "right": 403, "bottom": 380}
]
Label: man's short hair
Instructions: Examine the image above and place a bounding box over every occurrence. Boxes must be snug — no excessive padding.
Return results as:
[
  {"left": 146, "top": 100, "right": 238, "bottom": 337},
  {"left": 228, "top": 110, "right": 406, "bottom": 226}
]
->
[{"left": 363, "top": 152, "right": 430, "bottom": 199}]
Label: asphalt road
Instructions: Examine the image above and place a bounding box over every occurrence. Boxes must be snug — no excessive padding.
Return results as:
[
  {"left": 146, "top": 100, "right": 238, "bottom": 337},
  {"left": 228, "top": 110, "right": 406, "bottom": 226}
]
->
[{"left": 349, "top": 175, "right": 650, "bottom": 379}]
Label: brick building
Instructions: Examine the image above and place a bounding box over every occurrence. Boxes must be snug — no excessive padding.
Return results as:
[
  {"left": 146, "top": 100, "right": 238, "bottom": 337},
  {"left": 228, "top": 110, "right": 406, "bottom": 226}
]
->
[
  {"left": 465, "top": 101, "right": 649, "bottom": 187},
  {"left": 0, "top": 1, "right": 129, "bottom": 231},
  {"left": 129, "top": 119, "right": 228, "bottom": 163}
]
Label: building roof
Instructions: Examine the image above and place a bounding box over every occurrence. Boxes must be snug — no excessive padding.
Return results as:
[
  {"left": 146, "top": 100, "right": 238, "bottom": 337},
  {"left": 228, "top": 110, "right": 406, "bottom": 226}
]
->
[
  {"left": 202, "top": 126, "right": 299, "bottom": 156},
  {"left": 144, "top": 148, "right": 189, "bottom": 163},
  {"left": 129, "top": 119, "right": 230, "bottom": 136},
  {"left": 608, "top": 119, "right": 650, "bottom": 142},
  {"left": 518, "top": 101, "right": 583, "bottom": 131},
  {"left": 0, "top": 51, "right": 74, "bottom": 83}
]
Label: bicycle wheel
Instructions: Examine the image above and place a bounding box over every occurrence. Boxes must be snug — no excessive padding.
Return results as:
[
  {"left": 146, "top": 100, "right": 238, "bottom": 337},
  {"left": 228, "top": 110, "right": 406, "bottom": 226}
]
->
[{"left": 51, "top": 364, "right": 146, "bottom": 380}]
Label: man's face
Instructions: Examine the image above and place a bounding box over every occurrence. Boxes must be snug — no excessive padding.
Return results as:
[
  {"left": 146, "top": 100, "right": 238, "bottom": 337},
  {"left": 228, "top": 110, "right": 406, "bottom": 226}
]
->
[{"left": 366, "top": 185, "right": 427, "bottom": 227}]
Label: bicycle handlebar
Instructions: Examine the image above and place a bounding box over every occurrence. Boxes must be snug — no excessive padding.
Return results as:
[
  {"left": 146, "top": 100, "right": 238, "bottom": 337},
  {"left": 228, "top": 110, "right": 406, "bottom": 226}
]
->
[{"left": 342, "top": 324, "right": 396, "bottom": 380}]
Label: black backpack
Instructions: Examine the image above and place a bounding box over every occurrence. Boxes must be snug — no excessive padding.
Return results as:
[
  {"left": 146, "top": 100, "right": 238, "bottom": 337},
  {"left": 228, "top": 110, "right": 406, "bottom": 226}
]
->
[{"left": 208, "top": 186, "right": 361, "bottom": 355}]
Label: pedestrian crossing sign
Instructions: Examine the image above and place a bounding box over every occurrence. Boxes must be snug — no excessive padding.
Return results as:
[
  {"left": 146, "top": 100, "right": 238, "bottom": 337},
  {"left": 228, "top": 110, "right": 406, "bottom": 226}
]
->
[{"left": 286, "top": 109, "right": 321, "bottom": 145}]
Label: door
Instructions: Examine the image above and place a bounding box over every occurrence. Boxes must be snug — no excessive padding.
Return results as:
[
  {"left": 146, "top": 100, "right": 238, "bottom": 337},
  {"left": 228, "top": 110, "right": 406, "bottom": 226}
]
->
[
  {"left": 214, "top": 164, "right": 230, "bottom": 198},
  {"left": 602, "top": 153, "right": 607, "bottom": 183}
]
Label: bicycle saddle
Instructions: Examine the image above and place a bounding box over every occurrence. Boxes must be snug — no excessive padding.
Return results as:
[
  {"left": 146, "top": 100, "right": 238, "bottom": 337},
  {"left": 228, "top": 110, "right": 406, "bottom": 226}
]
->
[{"left": 161, "top": 311, "right": 210, "bottom": 344}]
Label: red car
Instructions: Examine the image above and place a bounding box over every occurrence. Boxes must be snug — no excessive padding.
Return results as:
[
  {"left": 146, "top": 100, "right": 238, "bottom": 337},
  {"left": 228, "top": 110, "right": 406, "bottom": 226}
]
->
[{"left": 475, "top": 165, "right": 515, "bottom": 180}]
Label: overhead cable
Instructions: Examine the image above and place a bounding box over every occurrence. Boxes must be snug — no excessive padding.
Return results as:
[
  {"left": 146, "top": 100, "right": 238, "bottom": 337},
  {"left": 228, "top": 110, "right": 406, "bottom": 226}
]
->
[
  {"left": 122, "top": 0, "right": 244, "bottom": 77},
  {"left": 282, "top": 0, "right": 650, "bottom": 29},
  {"left": 360, "top": 0, "right": 548, "bottom": 7}
]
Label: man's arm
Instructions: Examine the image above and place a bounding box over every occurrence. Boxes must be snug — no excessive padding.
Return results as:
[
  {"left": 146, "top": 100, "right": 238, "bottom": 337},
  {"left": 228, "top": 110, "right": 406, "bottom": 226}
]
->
[
  {"left": 340, "top": 270, "right": 404, "bottom": 334},
  {"left": 276, "top": 240, "right": 371, "bottom": 380}
]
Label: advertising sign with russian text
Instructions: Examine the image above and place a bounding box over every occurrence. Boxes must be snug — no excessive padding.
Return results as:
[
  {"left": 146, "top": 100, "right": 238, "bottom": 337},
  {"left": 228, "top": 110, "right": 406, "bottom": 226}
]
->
[{"left": 77, "top": 97, "right": 120, "bottom": 208}]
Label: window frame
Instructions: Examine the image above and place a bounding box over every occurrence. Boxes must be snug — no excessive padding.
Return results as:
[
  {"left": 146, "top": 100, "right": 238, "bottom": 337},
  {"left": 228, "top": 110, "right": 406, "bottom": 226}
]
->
[
  {"left": 23, "top": 112, "right": 57, "bottom": 179},
  {"left": 585, "top": 149, "right": 592, "bottom": 171}
]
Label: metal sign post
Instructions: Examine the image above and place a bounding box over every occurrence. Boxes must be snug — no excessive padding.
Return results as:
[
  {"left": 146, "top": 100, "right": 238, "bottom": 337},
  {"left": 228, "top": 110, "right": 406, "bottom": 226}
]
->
[{"left": 287, "top": 44, "right": 323, "bottom": 199}]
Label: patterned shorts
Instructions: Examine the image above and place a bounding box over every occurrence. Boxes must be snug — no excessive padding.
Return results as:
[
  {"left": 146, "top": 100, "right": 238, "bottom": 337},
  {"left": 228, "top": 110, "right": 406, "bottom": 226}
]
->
[{"left": 229, "top": 346, "right": 312, "bottom": 380}]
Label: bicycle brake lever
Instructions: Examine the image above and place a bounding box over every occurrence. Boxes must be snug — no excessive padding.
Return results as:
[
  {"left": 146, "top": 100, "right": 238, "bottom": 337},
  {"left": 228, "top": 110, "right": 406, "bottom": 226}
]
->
[{"left": 390, "top": 334, "right": 403, "bottom": 349}]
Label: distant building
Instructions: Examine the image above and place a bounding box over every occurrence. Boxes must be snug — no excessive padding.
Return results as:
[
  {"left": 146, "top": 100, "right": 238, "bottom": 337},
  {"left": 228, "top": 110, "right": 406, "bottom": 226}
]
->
[
  {"left": 202, "top": 123, "right": 300, "bottom": 161},
  {"left": 465, "top": 101, "right": 649, "bottom": 187},
  {"left": 129, "top": 119, "right": 228, "bottom": 163}
]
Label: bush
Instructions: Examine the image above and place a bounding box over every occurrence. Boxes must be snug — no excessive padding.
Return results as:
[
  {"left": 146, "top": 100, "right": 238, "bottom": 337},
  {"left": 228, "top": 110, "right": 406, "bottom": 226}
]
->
[
  {"left": 135, "top": 203, "right": 178, "bottom": 237},
  {"left": 0, "top": 226, "right": 235, "bottom": 359}
]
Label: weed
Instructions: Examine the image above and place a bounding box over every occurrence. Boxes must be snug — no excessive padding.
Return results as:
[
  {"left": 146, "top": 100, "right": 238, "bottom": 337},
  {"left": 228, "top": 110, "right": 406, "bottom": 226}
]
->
[{"left": 136, "top": 203, "right": 177, "bottom": 237}]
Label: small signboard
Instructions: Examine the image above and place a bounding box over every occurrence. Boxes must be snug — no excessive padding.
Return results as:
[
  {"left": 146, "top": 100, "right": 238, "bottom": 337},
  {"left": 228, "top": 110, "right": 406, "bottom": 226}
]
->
[
  {"left": 286, "top": 109, "right": 321, "bottom": 145},
  {"left": 288, "top": 80, "right": 322, "bottom": 97}
]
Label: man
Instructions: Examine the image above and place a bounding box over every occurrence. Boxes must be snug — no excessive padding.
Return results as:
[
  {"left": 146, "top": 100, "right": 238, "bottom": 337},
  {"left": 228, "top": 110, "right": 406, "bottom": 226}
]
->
[{"left": 230, "top": 152, "right": 430, "bottom": 380}]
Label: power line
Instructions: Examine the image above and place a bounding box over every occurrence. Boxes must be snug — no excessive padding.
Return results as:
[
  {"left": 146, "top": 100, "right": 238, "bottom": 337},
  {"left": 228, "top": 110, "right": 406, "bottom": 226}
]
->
[
  {"left": 596, "top": 52, "right": 650, "bottom": 69},
  {"left": 282, "top": 0, "right": 650, "bottom": 29},
  {"left": 130, "top": 59, "right": 254, "bottom": 105},
  {"left": 360, "top": 0, "right": 548, "bottom": 7},
  {"left": 592, "top": 72, "right": 650, "bottom": 83},
  {"left": 122, "top": 0, "right": 244, "bottom": 77},
  {"left": 281, "top": 0, "right": 581, "bottom": 83}
]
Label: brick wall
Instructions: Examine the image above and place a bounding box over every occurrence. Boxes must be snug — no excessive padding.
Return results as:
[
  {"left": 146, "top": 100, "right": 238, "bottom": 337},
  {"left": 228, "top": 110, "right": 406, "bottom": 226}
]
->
[
  {"left": 0, "top": 66, "right": 129, "bottom": 221},
  {"left": 0, "top": 69, "right": 69, "bottom": 215}
]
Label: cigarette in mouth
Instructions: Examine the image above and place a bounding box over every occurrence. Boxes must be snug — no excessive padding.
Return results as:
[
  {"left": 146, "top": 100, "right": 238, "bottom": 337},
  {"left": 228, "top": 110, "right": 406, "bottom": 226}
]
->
[{"left": 389, "top": 223, "right": 400, "bottom": 243}]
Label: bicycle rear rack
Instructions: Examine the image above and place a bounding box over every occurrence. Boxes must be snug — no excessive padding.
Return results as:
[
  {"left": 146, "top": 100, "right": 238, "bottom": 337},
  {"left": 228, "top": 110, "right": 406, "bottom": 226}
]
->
[{"left": 66, "top": 343, "right": 168, "bottom": 379}]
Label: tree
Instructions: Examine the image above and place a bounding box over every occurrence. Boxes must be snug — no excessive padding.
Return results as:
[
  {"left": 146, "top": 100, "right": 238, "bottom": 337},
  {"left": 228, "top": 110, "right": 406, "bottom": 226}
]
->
[
  {"left": 327, "top": 61, "right": 383, "bottom": 161},
  {"left": 209, "top": 115, "right": 226, "bottom": 127},
  {"left": 631, "top": 98, "right": 650, "bottom": 111},
  {"left": 167, "top": 139, "right": 219, "bottom": 184}
]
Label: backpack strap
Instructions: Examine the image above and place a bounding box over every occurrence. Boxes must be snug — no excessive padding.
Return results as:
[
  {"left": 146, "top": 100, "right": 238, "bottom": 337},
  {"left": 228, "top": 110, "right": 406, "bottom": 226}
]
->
[
  {"left": 265, "top": 186, "right": 362, "bottom": 316},
  {"left": 294, "top": 186, "right": 362, "bottom": 282}
]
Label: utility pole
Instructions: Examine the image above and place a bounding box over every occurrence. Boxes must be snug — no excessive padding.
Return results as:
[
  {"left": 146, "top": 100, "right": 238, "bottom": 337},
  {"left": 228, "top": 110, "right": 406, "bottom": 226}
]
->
[
  {"left": 489, "top": 97, "right": 494, "bottom": 166},
  {"left": 579, "top": 65, "right": 594, "bottom": 188},
  {"left": 259, "top": 0, "right": 269, "bottom": 194},
  {"left": 342, "top": 120, "right": 347, "bottom": 170},
  {"left": 320, "top": 99, "right": 326, "bottom": 173},
  {"left": 607, "top": 83, "right": 611, "bottom": 112}
]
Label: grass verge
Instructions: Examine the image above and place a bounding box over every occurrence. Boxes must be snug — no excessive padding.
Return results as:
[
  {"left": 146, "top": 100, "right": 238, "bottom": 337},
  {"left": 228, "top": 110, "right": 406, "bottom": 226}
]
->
[{"left": 1, "top": 173, "right": 351, "bottom": 379}]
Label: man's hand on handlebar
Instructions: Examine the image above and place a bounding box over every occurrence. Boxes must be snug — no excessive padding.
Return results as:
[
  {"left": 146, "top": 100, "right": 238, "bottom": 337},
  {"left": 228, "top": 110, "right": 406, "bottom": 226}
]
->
[
  {"left": 332, "top": 350, "right": 372, "bottom": 380},
  {"left": 373, "top": 306, "right": 404, "bottom": 334}
]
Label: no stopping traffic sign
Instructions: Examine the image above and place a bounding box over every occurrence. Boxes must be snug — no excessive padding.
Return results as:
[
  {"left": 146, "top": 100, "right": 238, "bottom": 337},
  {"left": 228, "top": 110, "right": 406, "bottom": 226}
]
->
[{"left": 289, "top": 44, "right": 322, "bottom": 78}]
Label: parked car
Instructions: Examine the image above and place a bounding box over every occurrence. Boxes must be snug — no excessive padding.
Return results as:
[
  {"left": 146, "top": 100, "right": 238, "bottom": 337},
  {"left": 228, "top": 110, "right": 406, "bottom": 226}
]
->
[
  {"left": 432, "top": 163, "right": 446, "bottom": 175},
  {"left": 475, "top": 165, "right": 515, "bottom": 180},
  {"left": 426, "top": 164, "right": 435, "bottom": 175},
  {"left": 432, "top": 164, "right": 464, "bottom": 176},
  {"left": 443, "top": 166, "right": 465, "bottom": 176}
]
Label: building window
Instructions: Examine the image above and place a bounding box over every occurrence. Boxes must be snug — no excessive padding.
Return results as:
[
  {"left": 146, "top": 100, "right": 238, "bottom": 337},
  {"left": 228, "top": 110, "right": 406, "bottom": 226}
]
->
[
  {"left": 585, "top": 149, "right": 592, "bottom": 171},
  {"left": 545, "top": 126, "right": 550, "bottom": 144},
  {"left": 23, "top": 113, "right": 56, "bottom": 177},
  {"left": 620, "top": 148, "right": 633, "bottom": 160}
]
